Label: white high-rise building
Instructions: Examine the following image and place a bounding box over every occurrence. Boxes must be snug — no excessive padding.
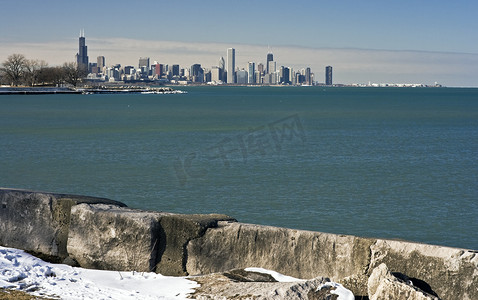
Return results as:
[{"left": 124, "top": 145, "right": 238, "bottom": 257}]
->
[
  {"left": 211, "top": 67, "right": 221, "bottom": 82},
  {"left": 218, "top": 57, "right": 225, "bottom": 81},
  {"left": 268, "top": 61, "right": 276, "bottom": 75},
  {"left": 219, "top": 57, "right": 225, "bottom": 70},
  {"left": 227, "top": 48, "right": 235, "bottom": 84},
  {"left": 255, "top": 70, "right": 262, "bottom": 84}
]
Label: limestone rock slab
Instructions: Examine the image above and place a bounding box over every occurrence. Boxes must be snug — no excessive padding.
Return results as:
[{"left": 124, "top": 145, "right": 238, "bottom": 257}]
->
[
  {"left": 0, "top": 189, "right": 72, "bottom": 261},
  {"left": 368, "top": 263, "right": 440, "bottom": 300},
  {"left": 369, "top": 239, "right": 478, "bottom": 300},
  {"left": 0, "top": 188, "right": 126, "bottom": 262},
  {"left": 186, "top": 221, "right": 374, "bottom": 280},
  {"left": 67, "top": 203, "right": 161, "bottom": 272},
  {"left": 156, "top": 214, "right": 236, "bottom": 276}
]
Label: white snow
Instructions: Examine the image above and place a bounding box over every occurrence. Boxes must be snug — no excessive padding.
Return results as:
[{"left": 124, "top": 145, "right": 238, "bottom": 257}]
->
[
  {"left": 1, "top": 246, "right": 354, "bottom": 299},
  {"left": 318, "top": 282, "right": 355, "bottom": 300},
  {"left": 0, "top": 246, "right": 198, "bottom": 299},
  {"left": 245, "top": 268, "right": 355, "bottom": 300},
  {"left": 244, "top": 267, "right": 305, "bottom": 282}
]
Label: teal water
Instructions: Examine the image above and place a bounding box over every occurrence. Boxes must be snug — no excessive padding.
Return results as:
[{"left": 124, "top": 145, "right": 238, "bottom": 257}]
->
[{"left": 1, "top": 86, "right": 477, "bottom": 250}]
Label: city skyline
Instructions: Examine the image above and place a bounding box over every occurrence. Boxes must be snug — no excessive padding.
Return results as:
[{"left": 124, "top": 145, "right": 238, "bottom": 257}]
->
[
  {"left": 1, "top": 1, "right": 477, "bottom": 86},
  {"left": 80, "top": 31, "right": 322, "bottom": 86}
]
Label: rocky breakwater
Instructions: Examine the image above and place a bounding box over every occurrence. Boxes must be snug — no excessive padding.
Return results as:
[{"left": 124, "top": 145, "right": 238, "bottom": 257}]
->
[
  {"left": 0, "top": 188, "right": 234, "bottom": 275},
  {"left": 0, "top": 188, "right": 125, "bottom": 262},
  {"left": 1, "top": 188, "right": 477, "bottom": 299},
  {"left": 187, "top": 222, "right": 477, "bottom": 299}
]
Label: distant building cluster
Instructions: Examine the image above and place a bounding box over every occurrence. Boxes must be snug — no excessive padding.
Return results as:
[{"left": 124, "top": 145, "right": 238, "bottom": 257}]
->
[{"left": 77, "top": 32, "right": 333, "bottom": 85}]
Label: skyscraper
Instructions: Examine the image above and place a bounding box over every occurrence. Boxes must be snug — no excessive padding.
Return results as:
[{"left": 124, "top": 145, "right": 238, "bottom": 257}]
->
[
  {"left": 305, "top": 67, "right": 312, "bottom": 85},
  {"left": 326, "top": 66, "right": 333, "bottom": 85},
  {"left": 257, "top": 63, "right": 264, "bottom": 75},
  {"left": 248, "top": 62, "right": 255, "bottom": 84},
  {"left": 139, "top": 57, "right": 150, "bottom": 70},
  {"left": 124, "top": 66, "right": 134, "bottom": 75},
  {"left": 266, "top": 52, "right": 273, "bottom": 74},
  {"left": 219, "top": 57, "right": 225, "bottom": 71},
  {"left": 76, "top": 29, "right": 88, "bottom": 73},
  {"left": 218, "top": 57, "right": 225, "bottom": 82},
  {"left": 255, "top": 71, "right": 262, "bottom": 84},
  {"left": 190, "top": 64, "right": 203, "bottom": 83},
  {"left": 227, "top": 48, "right": 235, "bottom": 84},
  {"left": 267, "top": 60, "right": 276, "bottom": 75},
  {"left": 211, "top": 67, "right": 221, "bottom": 82},
  {"left": 236, "top": 70, "right": 248, "bottom": 84},
  {"left": 138, "top": 57, "right": 150, "bottom": 77},
  {"left": 152, "top": 63, "right": 162, "bottom": 77},
  {"left": 172, "top": 64, "right": 180, "bottom": 76},
  {"left": 281, "top": 66, "right": 290, "bottom": 84},
  {"left": 97, "top": 56, "right": 105, "bottom": 70}
]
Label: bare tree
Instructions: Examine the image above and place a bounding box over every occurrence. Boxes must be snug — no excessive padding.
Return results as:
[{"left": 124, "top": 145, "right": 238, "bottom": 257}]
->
[
  {"left": 1, "top": 54, "right": 27, "bottom": 86},
  {"left": 38, "top": 66, "right": 64, "bottom": 86},
  {"left": 62, "top": 62, "right": 85, "bottom": 87},
  {"left": 24, "top": 59, "right": 48, "bottom": 87}
]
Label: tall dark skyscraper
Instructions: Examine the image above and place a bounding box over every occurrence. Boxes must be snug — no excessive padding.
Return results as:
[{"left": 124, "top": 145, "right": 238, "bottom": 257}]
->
[
  {"left": 191, "top": 64, "right": 204, "bottom": 83},
  {"left": 76, "top": 29, "right": 88, "bottom": 73},
  {"left": 281, "top": 66, "right": 290, "bottom": 84},
  {"left": 326, "top": 66, "right": 333, "bottom": 85},
  {"left": 266, "top": 52, "right": 273, "bottom": 74},
  {"left": 172, "top": 64, "right": 180, "bottom": 76}
]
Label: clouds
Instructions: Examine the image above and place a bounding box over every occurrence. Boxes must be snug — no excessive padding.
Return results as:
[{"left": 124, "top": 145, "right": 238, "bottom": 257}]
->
[{"left": 1, "top": 37, "right": 477, "bottom": 86}]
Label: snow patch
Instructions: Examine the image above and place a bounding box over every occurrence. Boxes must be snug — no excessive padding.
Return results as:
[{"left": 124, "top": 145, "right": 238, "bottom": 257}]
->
[
  {"left": 318, "top": 282, "right": 355, "bottom": 300},
  {"left": 244, "top": 267, "right": 305, "bottom": 282},
  {"left": 0, "top": 246, "right": 198, "bottom": 299},
  {"left": 246, "top": 267, "right": 355, "bottom": 300}
]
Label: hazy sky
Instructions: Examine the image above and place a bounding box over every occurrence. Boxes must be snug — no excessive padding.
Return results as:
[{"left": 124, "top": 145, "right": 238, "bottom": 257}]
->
[{"left": 1, "top": 0, "right": 477, "bottom": 86}]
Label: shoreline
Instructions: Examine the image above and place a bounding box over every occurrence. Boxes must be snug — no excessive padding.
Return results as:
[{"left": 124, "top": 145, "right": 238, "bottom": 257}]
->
[
  {"left": 0, "top": 86, "right": 185, "bottom": 95},
  {"left": 2, "top": 85, "right": 477, "bottom": 97}
]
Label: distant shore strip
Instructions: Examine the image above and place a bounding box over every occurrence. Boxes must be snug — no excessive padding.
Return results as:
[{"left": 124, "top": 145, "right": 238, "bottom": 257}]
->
[{"left": 0, "top": 86, "right": 186, "bottom": 95}]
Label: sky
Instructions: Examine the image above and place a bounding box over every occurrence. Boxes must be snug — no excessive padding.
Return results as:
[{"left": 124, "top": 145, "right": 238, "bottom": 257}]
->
[{"left": 1, "top": 0, "right": 477, "bottom": 86}]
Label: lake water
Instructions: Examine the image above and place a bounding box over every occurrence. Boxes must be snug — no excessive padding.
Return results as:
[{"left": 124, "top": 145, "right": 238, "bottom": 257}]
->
[{"left": 1, "top": 86, "right": 477, "bottom": 250}]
